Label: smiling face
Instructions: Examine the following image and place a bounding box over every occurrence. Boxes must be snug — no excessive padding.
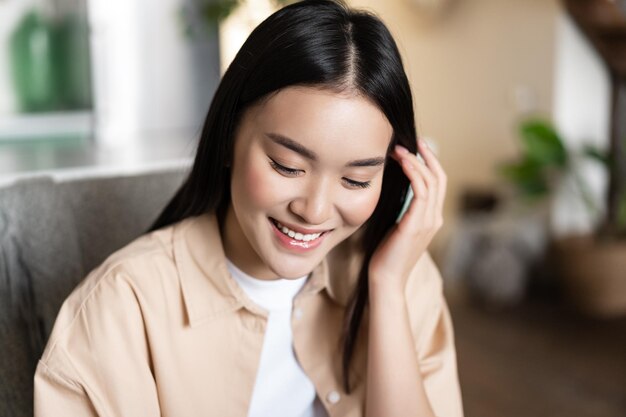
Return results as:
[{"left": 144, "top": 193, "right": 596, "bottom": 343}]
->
[{"left": 221, "top": 86, "right": 393, "bottom": 280}]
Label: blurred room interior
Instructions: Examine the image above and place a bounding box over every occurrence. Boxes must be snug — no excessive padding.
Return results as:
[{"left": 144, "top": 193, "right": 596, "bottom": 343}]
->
[{"left": 0, "top": 0, "right": 625, "bottom": 416}]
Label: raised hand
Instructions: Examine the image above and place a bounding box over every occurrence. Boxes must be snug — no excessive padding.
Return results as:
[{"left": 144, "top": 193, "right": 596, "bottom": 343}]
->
[{"left": 368, "top": 138, "right": 447, "bottom": 295}]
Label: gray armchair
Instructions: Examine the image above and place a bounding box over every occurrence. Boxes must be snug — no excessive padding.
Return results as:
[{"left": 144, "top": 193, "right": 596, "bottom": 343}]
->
[{"left": 0, "top": 168, "right": 187, "bottom": 417}]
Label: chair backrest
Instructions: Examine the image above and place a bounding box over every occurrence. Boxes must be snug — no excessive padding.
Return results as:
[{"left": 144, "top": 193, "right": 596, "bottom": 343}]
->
[{"left": 0, "top": 167, "right": 186, "bottom": 417}]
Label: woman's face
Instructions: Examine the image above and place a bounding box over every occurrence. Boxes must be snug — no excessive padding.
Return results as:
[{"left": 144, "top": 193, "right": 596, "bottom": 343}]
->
[{"left": 222, "top": 86, "right": 393, "bottom": 280}]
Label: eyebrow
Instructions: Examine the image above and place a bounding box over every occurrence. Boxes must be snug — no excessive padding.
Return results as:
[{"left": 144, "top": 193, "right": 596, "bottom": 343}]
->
[{"left": 265, "top": 133, "right": 386, "bottom": 167}]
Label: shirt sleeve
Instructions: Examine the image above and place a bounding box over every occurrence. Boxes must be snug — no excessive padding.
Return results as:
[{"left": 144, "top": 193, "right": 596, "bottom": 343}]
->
[
  {"left": 408, "top": 253, "right": 464, "bottom": 417},
  {"left": 34, "top": 360, "right": 98, "bottom": 417},
  {"left": 33, "top": 266, "right": 161, "bottom": 417}
]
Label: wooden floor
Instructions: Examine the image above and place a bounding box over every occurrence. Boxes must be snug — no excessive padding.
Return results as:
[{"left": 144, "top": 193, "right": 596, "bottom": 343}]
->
[{"left": 449, "top": 294, "right": 626, "bottom": 417}]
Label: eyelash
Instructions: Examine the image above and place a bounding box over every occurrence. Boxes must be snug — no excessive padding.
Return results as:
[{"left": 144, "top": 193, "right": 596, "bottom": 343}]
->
[
  {"left": 345, "top": 178, "right": 371, "bottom": 189},
  {"left": 268, "top": 158, "right": 371, "bottom": 189},
  {"left": 269, "top": 159, "right": 301, "bottom": 176}
]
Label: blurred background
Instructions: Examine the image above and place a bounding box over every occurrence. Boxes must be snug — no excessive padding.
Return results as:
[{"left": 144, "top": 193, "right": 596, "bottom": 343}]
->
[{"left": 1, "top": 0, "right": 625, "bottom": 416}]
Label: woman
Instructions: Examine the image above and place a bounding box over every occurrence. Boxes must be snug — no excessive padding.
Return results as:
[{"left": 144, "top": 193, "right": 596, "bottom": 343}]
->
[{"left": 34, "top": 1, "right": 463, "bottom": 416}]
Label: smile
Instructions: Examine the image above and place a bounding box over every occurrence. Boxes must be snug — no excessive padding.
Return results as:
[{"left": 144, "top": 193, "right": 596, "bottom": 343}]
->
[
  {"left": 269, "top": 218, "right": 331, "bottom": 251},
  {"left": 273, "top": 220, "right": 322, "bottom": 241}
]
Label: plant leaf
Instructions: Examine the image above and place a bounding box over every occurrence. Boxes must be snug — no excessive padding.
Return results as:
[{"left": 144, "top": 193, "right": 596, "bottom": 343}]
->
[
  {"left": 498, "top": 157, "right": 549, "bottom": 198},
  {"left": 200, "top": 0, "right": 241, "bottom": 23},
  {"left": 519, "top": 120, "right": 568, "bottom": 167},
  {"left": 582, "top": 144, "right": 610, "bottom": 166}
]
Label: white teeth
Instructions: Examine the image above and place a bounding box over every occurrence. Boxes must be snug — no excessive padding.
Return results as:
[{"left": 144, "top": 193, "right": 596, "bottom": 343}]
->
[{"left": 274, "top": 219, "right": 323, "bottom": 241}]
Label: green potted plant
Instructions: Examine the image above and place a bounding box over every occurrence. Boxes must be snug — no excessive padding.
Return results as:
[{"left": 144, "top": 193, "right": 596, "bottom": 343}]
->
[
  {"left": 498, "top": 0, "right": 626, "bottom": 317},
  {"left": 499, "top": 119, "right": 626, "bottom": 316},
  {"left": 9, "top": 1, "right": 91, "bottom": 113}
]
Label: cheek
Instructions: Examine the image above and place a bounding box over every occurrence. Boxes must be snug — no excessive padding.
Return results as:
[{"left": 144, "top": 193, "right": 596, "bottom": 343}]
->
[
  {"left": 338, "top": 188, "right": 381, "bottom": 227},
  {"left": 237, "top": 157, "right": 287, "bottom": 210}
]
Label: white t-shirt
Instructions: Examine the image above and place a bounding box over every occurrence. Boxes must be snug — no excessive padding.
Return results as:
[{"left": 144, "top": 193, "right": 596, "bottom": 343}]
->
[{"left": 226, "top": 259, "right": 328, "bottom": 417}]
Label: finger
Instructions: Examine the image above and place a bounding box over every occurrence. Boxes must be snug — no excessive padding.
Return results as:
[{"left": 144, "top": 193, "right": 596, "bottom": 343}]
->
[
  {"left": 394, "top": 146, "right": 437, "bottom": 190},
  {"left": 418, "top": 139, "right": 447, "bottom": 205},
  {"left": 399, "top": 157, "right": 429, "bottom": 233},
  {"left": 395, "top": 142, "right": 445, "bottom": 235},
  {"left": 417, "top": 139, "right": 447, "bottom": 216},
  {"left": 417, "top": 139, "right": 442, "bottom": 172},
  {"left": 390, "top": 145, "right": 410, "bottom": 166},
  {"left": 393, "top": 144, "right": 438, "bottom": 232},
  {"left": 395, "top": 146, "right": 439, "bottom": 217},
  {"left": 394, "top": 144, "right": 410, "bottom": 155},
  {"left": 408, "top": 155, "right": 440, "bottom": 232}
]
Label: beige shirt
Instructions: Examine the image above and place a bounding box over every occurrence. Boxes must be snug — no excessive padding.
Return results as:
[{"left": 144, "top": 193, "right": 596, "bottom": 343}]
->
[{"left": 34, "top": 213, "right": 464, "bottom": 417}]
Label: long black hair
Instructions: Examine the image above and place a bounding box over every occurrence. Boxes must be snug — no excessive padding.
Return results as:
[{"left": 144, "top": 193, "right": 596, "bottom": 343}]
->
[{"left": 149, "top": 0, "right": 417, "bottom": 393}]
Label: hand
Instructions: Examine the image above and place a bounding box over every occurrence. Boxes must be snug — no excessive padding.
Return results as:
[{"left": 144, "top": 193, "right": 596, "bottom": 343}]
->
[{"left": 368, "top": 138, "right": 447, "bottom": 295}]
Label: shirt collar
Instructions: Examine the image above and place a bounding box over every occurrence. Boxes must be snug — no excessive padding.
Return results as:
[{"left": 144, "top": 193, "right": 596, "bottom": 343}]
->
[{"left": 173, "top": 213, "right": 363, "bottom": 327}]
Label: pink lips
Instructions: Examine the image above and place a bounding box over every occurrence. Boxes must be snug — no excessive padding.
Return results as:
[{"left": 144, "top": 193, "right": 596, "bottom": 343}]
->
[{"left": 269, "top": 218, "right": 329, "bottom": 253}]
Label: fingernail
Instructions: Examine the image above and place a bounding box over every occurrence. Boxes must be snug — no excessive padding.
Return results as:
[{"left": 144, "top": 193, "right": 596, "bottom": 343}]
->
[
  {"left": 395, "top": 144, "right": 409, "bottom": 154},
  {"left": 420, "top": 138, "right": 432, "bottom": 151}
]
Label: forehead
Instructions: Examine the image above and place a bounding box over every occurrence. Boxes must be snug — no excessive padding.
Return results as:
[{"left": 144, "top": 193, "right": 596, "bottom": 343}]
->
[{"left": 244, "top": 86, "right": 393, "bottom": 157}]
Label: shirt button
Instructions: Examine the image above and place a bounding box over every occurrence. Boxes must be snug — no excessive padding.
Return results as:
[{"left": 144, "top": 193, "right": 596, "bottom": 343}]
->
[
  {"left": 326, "top": 390, "right": 341, "bottom": 404},
  {"left": 293, "top": 307, "right": 303, "bottom": 320}
]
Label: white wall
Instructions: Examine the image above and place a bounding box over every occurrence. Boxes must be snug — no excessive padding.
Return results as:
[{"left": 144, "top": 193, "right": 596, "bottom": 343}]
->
[
  {"left": 87, "top": 0, "right": 220, "bottom": 147},
  {"left": 551, "top": 11, "right": 611, "bottom": 236}
]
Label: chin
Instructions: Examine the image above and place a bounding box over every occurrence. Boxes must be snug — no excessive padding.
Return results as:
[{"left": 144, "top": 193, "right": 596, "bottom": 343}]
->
[{"left": 266, "top": 255, "right": 319, "bottom": 279}]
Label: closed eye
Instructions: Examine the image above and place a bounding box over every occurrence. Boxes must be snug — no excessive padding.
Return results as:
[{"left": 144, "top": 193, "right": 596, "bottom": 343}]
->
[
  {"left": 269, "top": 158, "right": 302, "bottom": 176},
  {"left": 270, "top": 157, "right": 371, "bottom": 189},
  {"left": 343, "top": 178, "right": 371, "bottom": 189}
]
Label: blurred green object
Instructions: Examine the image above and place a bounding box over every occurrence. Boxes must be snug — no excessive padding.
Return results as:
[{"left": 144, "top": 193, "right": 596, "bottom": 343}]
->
[
  {"left": 9, "top": 8, "right": 92, "bottom": 113},
  {"left": 499, "top": 120, "right": 569, "bottom": 201},
  {"left": 518, "top": 121, "right": 567, "bottom": 167},
  {"left": 10, "top": 10, "right": 58, "bottom": 112},
  {"left": 181, "top": 0, "right": 296, "bottom": 36},
  {"left": 199, "top": 0, "right": 242, "bottom": 23},
  {"left": 498, "top": 118, "right": 626, "bottom": 235},
  {"left": 55, "top": 13, "right": 92, "bottom": 109}
]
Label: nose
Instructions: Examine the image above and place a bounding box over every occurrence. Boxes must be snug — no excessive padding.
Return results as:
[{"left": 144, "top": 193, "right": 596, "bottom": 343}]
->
[{"left": 288, "top": 178, "right": 334, "bottom": 226}]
